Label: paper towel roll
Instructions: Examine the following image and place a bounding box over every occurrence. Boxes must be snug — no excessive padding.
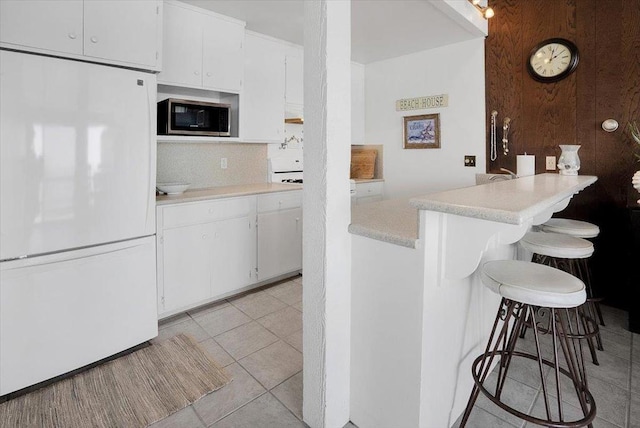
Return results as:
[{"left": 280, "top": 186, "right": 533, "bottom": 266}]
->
[{"left": 517, "top": 154, "right": 535, "bottom": 177}]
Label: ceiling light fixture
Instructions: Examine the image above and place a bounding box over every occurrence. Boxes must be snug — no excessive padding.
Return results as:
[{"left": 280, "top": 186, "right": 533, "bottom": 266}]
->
[{"left": 468, "top": 0, "right": 494, "bottom": 19}]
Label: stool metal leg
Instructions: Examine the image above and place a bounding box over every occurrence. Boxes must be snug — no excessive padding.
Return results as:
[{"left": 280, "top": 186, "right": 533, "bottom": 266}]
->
[
  {"left": 577, "top": 257, "right": 605, "bottom": 351},
  {"left": 459, "top": 298, "right": 520, "bottom": 427},
  {"left": 460, "top": 298, "right": 597, "bottom": 427},
  {"left": 557, "top": 308, "right": 596, "bottom": 427},
  {"left": 534, "top": 254, "right": 601, "bottom": 365}
]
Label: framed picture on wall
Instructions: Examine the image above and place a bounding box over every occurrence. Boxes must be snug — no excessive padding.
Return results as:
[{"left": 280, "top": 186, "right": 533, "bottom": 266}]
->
[{"left": 403, "top": 113, "right": 440, "bottom": 149}]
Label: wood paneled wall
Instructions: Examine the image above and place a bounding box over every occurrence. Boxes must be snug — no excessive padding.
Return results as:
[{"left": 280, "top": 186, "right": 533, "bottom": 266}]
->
[{"left": 485, "top": 0, "right": 640, "bottom": 309}]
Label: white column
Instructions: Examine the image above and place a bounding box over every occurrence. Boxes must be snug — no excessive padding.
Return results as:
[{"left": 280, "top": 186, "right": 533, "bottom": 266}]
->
[{"left": 302, "top": 1, "right": 352, "bottom": 427}]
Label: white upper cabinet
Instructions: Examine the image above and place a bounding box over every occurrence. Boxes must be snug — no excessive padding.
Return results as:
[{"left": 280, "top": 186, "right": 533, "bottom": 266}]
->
[
  {"left": 240, "top": 33, "right": 285, "bottom": 143},
  {"left": 285, "top": 54, "right": 304, "bottom": 107},
  {"left": 0, "top": 1, "right": 83, "bottom": 56},
  {"left": 158, "top": 2, "right": 203, "bottom": 87},
  {"left": 83, "top": 1, "right": 161, "bottom": 69},
  {"left": 159, "top": 1, "right": 245, "bottom": 93},
  {"left": 0, "top": 0, "right": 161, "bottom": 71},
  {"left": 202, "top": 17, "right": 244, "bottom": 92}
]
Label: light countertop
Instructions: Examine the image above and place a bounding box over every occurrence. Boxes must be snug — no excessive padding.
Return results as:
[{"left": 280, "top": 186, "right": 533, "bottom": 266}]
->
[
  {"left": 349, "top": 174, "right": 597, "bottom": 248},
  {"left": 156, "top": 183, "right": 302, "bottom": 205},
  {"left": 349, "top": 198, "right": 419, "bottom": 248},
  {"left": 353, "top": 178, "right": 385, "bottom": 183},
  {"left": 410, "top": 174, "right": 597, "bottom": 225}
]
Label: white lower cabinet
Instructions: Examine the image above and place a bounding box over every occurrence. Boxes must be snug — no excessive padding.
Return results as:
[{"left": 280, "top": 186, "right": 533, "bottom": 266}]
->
[
  {"left": 157, "top": 196, "right": 256, "bottom": 317},
  {"left": 354, "top": 181, "right": 384, "bottom": 205},
  {"left": 257, "top": 206, "right": 302, "bottom": 282},
  {"left": 161, "top": 222, "right": 214, "bottom": 313},
  {"left": 156, "top": 190, "right": 302, "bottom": 318},
  {"left": 211, "top": 216, "right": 257, "bottom": 297}
]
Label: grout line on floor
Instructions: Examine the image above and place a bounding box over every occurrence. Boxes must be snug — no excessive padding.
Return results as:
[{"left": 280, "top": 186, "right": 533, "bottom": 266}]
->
[
  {"left": 202, "top": 390, "right": 269, "bottom": 428},
  {"left": 269, "top": 389, "right": 305, "bottom": 423}
]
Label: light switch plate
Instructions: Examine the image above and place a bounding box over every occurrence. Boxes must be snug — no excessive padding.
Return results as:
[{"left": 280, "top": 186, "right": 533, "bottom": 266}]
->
[
  {"left": 545, "top": 156, "right": 556, "bottom": 170},
  {"left": 221, "top": 158, "right": 228, "bottom": 169}
]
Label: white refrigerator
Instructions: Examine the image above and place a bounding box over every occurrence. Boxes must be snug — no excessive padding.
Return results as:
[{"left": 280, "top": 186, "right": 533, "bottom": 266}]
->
[{"left": 0, "top": 50, "right": 158, "bottom": 395}]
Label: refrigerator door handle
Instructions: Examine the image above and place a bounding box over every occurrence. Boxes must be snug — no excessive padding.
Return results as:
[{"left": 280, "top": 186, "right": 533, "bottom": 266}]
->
[{"left": 145, "top": 74, "right": 157, "bottom": 232}]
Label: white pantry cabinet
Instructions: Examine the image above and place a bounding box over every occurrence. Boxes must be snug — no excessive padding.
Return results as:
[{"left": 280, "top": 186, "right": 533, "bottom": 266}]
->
[
  {"left": 156, "top": 196, "right": 256, "bottom": 317},
  {"left": 0, "top": 0, "right": 162, "bottom": 71},
  {"left": 159, "top": 1, "right": 245, "bottom": 93},
  {"left": 257, "top": 191, "right": 303, "bottom": 282},
  {"left": 285, "top": 54, "right": 304, "bottom": 107},
  {"left": 240, "top": 32, "right": 286, "bottom": 143}
]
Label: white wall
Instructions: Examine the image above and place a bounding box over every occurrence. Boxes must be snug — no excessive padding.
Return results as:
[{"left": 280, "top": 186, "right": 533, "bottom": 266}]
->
[{"left": 365, "top": 38, "right": 486, "bottom": 199}]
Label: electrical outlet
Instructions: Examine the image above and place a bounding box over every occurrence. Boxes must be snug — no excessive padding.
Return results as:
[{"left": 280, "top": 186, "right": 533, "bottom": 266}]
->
[
  {"left": 464, "top": 155, "right": 476, "bottom": 167},
  {"left": 221, "top": 158, "right": 228, "bottom": 169},
  {"left": 546, "top": 156, "right": 556, "bottom": 170}
]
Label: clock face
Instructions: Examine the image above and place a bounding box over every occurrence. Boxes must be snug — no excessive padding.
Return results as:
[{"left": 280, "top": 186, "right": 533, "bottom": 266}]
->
[{"left": 527, "top": 38, "right": 579, "bottom": 82}]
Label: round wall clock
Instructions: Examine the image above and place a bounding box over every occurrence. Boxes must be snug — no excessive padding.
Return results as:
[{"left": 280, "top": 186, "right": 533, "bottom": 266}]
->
[{"left": 527, "top": 38, "right": 579, "bottom": 83}]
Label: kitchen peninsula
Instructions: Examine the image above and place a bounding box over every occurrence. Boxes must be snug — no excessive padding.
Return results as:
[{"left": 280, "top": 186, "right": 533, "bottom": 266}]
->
[{"left": 349, "top": 173, "right": 597, "bottom": 428}]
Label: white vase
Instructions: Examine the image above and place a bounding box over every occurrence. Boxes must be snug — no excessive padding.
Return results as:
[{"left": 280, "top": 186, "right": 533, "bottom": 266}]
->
[
  {"left": 557, "top": 145, "right": 581, "bottom": 175},
  {"left": 633, "top": 170, "right": 640, "bottom": 204}
]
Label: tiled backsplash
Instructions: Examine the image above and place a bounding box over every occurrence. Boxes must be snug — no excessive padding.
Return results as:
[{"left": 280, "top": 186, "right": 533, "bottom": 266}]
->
[{"left": 157, "top": 143, "right": 268, "bottom": 189}]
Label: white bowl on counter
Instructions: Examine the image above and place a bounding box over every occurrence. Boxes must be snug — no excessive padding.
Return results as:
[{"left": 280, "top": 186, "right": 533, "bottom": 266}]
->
[{"left": 156, "top": 182, "right": 190, "bottom": 195}]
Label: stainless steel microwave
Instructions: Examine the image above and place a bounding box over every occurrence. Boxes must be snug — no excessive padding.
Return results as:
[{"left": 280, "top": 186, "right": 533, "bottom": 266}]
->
[{"left": 157, "top": 98, "right": 231, "bottom": 136}]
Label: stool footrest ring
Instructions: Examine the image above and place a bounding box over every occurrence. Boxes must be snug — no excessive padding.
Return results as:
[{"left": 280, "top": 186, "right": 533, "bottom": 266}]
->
[{"left": 470, "top": 350, "right": 596, "bottom": 427}]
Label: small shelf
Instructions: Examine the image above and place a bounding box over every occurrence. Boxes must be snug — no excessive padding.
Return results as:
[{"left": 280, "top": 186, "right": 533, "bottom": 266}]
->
[{"left": 156, "top": 135, "right": 242, "bottom": 143}]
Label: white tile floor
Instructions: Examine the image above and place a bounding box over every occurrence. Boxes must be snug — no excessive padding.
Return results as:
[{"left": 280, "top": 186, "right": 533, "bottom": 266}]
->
[
  {"left": 150, "top": 276, "right": 639, "bottom": 428},
  {"left": 149, "top": 275, "right": 309, "bottom": 428}
]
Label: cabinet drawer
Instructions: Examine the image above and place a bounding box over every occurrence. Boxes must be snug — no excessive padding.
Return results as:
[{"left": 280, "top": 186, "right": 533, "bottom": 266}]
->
[
  {"left": 355, "top": 181, "right": 383, "bottom": 197},
  {"left": 161, "top": 196, "right": 255, "bottom": 229},
  {"left": 257, "top": 191, "right": 302, "bottom": 213}
]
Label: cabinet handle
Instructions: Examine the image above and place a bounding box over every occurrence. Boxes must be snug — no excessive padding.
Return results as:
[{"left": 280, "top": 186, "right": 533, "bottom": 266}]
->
[
  {"left": 68, "top": 33, "right": 77, "bottom": 40},
  {"left": 206, "top": 72, "right": 212, "bottom": 77},
  {"left": 202, "top": 234, "right": 207, "bottom": 239},
  {"left": 90, "top": 36, "right": 98, "bottom": 43},
  {"left": 194, "top": 71, "right": 200, "bottom": 76}
]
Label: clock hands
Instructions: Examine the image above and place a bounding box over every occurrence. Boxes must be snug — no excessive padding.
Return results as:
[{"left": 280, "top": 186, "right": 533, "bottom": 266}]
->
[{"left": 528, "top": 38, "right": 579, "bottom": 82}]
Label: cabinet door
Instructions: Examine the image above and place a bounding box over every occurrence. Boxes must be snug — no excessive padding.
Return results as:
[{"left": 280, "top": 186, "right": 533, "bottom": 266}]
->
[
  {"left": 285, "top": 55, "right": 304, "bottom": 106},
  {"left": 161, "top": 223, "right": 214, "bottom": 313},
  {"left": 257, "top": 208, "right": 302, "bottom": 281},
  {"left": 241, "top": 33, "right": 285, "bottom": 142},
  {"left": 211, "top": 215, "right": 256, "bottom": 298},
  {"left": 83, "top": 0, "right": 160, "bottom": 69},
  {"left": 0, "top": 0, "right": 83, "bottom": 56},
  {"left": 202, "top": 16, "right": 244, "bottom": 92},
  {"left": 158, "top": 2, "right": 203, "bottom": 87}
]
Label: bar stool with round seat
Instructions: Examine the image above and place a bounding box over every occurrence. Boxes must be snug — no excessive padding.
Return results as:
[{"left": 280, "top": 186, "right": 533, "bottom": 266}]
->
[
  {"left": 540, "top": 218, "right": 600, "bottom": 239},
  {"left": 540, "top": 218, "right": 604, "bottom": 327},
  {"left": 459, "top": 260, "right": 596, "bottom": 428},
  {"left": 519, "top": 231, "right": 603, "bottom": 365}
]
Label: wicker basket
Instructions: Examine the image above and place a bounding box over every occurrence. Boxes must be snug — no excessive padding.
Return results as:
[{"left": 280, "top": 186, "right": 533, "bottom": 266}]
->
[{"left": 350, "top": 150, "right": 377, "bottom": 179}]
